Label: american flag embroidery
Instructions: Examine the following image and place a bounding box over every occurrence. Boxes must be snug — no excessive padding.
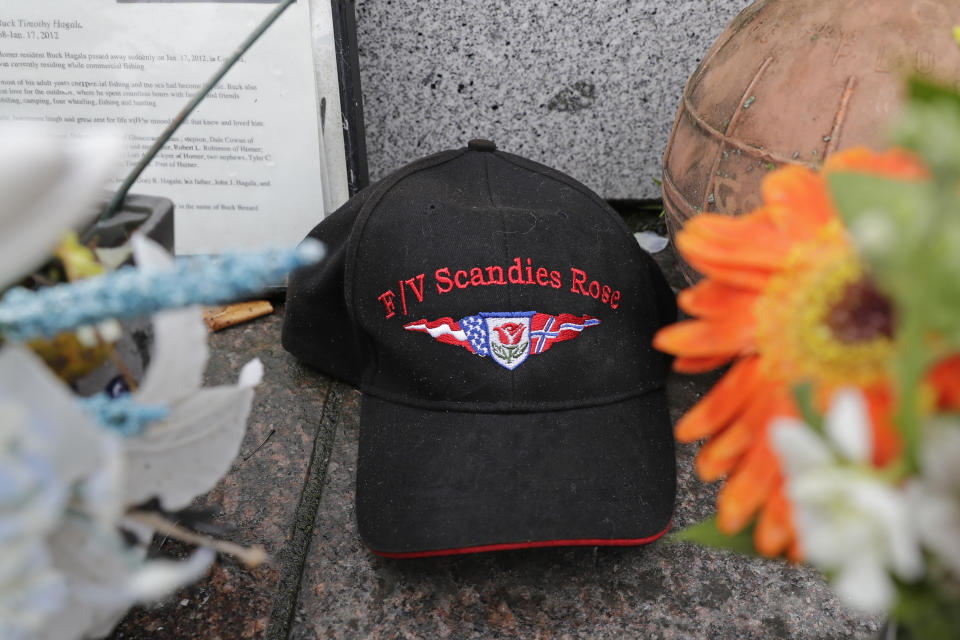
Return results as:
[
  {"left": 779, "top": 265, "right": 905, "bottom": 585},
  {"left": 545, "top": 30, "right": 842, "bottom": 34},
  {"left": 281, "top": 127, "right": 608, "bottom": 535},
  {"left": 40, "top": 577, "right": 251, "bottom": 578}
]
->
[{"left": 404, "top": 311, "right": 600, "bottom": 370}]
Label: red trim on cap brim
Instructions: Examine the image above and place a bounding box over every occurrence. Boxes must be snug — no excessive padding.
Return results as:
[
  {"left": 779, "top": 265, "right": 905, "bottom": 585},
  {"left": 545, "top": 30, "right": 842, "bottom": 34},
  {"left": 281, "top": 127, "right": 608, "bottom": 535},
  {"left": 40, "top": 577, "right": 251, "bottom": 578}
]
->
[{"left": 370, "top": 521, "right": 672, "bottom": 559}]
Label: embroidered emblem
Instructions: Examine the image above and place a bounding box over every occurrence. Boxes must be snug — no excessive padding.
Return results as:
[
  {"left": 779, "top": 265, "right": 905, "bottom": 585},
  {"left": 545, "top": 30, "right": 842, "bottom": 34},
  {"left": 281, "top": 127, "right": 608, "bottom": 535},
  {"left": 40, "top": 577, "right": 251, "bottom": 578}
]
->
[
  {"left": 485, "top": 312, "right": 533, "bottom": 370},
  {"left": 404, "top": 311, "right": 600, "bottom": 370}
]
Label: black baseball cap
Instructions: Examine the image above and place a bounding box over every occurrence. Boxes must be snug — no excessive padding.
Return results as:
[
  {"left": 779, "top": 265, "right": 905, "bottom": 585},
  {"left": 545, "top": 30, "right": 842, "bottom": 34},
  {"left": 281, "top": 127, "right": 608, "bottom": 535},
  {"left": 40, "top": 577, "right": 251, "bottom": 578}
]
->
[{"left": 282, "top": 140, "right": 678, "bottom": 558}]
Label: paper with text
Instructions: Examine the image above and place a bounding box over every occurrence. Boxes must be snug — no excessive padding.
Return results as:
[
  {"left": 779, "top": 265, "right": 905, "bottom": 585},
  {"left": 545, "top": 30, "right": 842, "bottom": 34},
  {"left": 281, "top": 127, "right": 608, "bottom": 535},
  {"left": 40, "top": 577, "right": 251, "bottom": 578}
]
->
[{"left": 0, "top": 0, "right": 326, "bottom": 255}]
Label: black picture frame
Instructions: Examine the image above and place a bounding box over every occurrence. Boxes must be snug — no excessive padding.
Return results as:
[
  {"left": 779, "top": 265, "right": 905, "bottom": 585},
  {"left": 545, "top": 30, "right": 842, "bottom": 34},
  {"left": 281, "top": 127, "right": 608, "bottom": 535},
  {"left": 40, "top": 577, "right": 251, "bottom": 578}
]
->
[{"left": 331, "top": 0, "right": 368, "bottom": 195}]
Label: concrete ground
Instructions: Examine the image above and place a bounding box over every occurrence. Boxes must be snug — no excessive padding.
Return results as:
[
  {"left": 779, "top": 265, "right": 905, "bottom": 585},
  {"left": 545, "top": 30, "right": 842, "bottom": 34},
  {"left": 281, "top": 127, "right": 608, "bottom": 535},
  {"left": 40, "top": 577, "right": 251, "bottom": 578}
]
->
[{"left": 107, "top": 243, "right": 881, "bottom": 640}]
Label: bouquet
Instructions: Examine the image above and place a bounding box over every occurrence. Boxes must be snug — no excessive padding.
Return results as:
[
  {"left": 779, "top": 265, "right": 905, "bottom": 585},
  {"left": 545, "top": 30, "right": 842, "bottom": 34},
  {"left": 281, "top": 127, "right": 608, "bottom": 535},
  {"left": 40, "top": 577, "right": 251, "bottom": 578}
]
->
[
  {"left": 0, "top": 3, "right": 315, "bottom": 638},
  {"left": 0, "top": 123, "right": 321, "bottom": 640},
  {"left": 656, "top": 77, "right": 960, "bottom": 638}
]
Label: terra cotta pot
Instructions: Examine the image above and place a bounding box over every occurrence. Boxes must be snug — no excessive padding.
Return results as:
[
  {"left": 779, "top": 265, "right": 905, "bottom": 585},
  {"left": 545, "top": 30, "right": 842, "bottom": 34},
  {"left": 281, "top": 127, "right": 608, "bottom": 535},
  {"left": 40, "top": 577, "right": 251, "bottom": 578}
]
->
[{"left": 661, "top": 0, "right": 960, "bottom": 283}]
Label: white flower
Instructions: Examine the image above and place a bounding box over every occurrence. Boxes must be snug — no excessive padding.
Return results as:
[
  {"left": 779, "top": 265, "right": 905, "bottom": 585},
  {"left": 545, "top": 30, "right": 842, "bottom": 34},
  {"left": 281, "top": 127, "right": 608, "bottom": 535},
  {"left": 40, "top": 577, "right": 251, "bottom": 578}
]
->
[
  {"left": 771, "top": 388, "right": 924, "bottom": 615},
  {"left": 0, "top": 123, "right": 121, "bottom": 290},
  {"left": 0, "top": 346, "right": 123, "bottom": 639},
  {"left": 0, "top": 346, "right": 221, "bottom": 640},
  {"left": 0, "top": 127, "right": 264, "bottom": 639},
  {"left": 121, "top": 234, "right": 262, "bottom": 511},
  {"left": 907, "top": 419, "right": 960, "bottom": 577},
  {"left": 0, "top": 402, "right": 69, "bottom": 640},
  {"left": 28, "top": 236, "right": 263, "bottom": 639}
]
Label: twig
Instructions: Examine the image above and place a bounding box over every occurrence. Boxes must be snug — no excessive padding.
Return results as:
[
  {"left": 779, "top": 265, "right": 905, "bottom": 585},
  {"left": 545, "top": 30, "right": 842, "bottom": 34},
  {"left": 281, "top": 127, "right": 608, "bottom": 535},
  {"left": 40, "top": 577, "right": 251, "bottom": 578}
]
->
[
  {"left": 100, "top": 332, "right": 139, "bottom": 392},
  {"left": 204, "top": 300, "right": 274, "bottom": 332},
  {"left": 97, "top": 0, "right": 297, "bottom": 223},
  {"left": 127, "top": 510, "right": 269, "bottom": 568},
  {"left": 243, "top": 428, "right": 276, "bottom": 461}
]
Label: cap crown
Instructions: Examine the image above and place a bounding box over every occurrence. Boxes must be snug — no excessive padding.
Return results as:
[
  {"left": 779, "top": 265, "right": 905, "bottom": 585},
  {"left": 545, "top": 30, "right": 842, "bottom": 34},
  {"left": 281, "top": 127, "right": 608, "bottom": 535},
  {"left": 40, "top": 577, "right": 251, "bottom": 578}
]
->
[{"left": 342, "top": 148, "right": 675, "bottom": 411}]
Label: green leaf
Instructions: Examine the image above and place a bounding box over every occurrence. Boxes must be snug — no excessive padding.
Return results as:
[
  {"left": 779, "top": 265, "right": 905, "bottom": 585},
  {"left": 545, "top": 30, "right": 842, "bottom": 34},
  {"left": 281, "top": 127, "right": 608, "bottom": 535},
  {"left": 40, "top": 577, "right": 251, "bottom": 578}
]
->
[
  {"left": 829, "top": 168, "right": 960, "bottom": 469},
  {"left": 830, "top": 171, "right": 960, "bottom": 353},
  {"left": 894, "top": 77, "right": 960, "bottom": 182},
  {"left": 828, "top": 172, "right": 931, "bottom": 289},
  {"left": 668, "top": 516, "right": 758, "bottom": 556},
  {"left": 828, "top": 172, "right": 934, "bottom": 243},
  {"left": 54, "top": 232, "right": 104, "bottom": 282},
  {"left": 828, "top": 172, "right": 931, "bottom": 279},
  {"left": 890, "top": 576, "right": 960, "bottom": 640},
  {"left": 791, "top": 382, "right": 823, "bottom": 434},
  {"left": 906, "top": 76, "right": 960, "bottom": 110}
]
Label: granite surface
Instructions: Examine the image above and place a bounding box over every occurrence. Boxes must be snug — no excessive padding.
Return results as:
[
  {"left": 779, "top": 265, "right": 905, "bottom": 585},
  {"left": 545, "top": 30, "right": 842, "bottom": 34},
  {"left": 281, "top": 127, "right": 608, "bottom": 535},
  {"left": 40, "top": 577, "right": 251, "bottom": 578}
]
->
[
  {"left": 107, "top": 236, "right": 882, "bottom": 639},
  {"left": 352, "top": 0, "right": 753, "bottom": 199},
  {"left": 288, "top": 378, "right": 877, "bottom": 640},
  {"left": 109, "top": 310, "right": 332, "bottom": 640}
]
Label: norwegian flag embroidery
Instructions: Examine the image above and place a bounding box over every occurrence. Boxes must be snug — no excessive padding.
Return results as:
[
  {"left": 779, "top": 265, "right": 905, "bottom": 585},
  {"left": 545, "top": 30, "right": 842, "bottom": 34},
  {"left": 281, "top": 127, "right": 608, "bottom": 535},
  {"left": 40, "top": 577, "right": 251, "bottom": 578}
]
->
[{"left": 404, "top": 311, "right": 600, "bottom": 370}]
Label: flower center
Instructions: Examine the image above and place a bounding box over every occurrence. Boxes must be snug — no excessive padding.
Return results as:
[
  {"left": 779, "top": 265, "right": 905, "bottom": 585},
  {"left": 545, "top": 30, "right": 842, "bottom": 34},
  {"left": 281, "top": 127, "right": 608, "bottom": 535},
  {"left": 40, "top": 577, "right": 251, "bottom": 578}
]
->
[
  {"left": 754, "top": 222, "right": 894, "bottom": 386},
  {"left": 825, "top": 279, "right": 894, "bottom": 344}
]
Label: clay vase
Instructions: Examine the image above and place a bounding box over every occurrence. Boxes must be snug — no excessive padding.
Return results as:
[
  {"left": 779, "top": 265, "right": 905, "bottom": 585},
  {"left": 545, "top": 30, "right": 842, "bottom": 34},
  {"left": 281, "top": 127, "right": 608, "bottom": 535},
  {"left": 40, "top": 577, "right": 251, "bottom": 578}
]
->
[{"left": 661, "top": 0, "right": 960, "bottom": 283}]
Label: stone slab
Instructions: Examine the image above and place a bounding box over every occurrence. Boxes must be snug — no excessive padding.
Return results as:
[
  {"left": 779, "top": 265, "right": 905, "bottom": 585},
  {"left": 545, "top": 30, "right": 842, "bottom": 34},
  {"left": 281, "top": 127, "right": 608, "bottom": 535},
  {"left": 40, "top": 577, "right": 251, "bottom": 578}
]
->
[
  {"left": 108, "top": 311, "right": 331, "bottom": 640},
  {"left": 353, "top": 0, "right": 754, "bottom": 199}
]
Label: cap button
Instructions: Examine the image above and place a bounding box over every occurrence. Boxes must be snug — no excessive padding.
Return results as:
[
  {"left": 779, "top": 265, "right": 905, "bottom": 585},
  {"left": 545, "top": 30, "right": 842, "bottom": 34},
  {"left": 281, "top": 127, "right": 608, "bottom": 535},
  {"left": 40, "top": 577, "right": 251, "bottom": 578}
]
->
[{"left": 467, "top": 139, "right": 497, "bottom": 152}]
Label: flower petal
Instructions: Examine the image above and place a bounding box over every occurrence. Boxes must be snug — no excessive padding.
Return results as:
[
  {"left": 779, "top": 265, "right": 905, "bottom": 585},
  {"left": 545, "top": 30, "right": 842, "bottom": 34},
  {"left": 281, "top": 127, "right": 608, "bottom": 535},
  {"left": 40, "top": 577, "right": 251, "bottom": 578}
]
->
[
  {"left": 677, "top": 227, "right": 788, "bottom": 270},
  {"left": 674, "top": 356, "right": 763, "bottom": 442},
  {"left": 908, "top": 480, "right": 960, "bottom": 576},
  {"left": 681, "top": 208, "right": 784, "bottom": 248},
  {"left": 918, "top": 419, "right": 960, "bottom": 493},
  {"left": 238, "top": 358, "right": 264, "bottom": 387},
  {"left": 42, "top": 517, "right": 214, "bottom": 638},
  {"left": 824, "top": 146, "right": 929, "bottom": 180},
  {"left": 927, "top": 354, "right": 960, "bottom": 412},
  {"left": 0, "top": 346, "right": 112, "bottom": 484},
  {"left": 0, "top": 125, "right": 122, "bottom": 290},
  {"left": 848, "top": 481, "right": 923, "bottom": 582},
  {"left": 754, "top": 485, "right": 796, "bottom": 558},
  {"left": 824, "top": 388, "right": 872, "bottom": 463},
  {"left": 634, "top": 230, "right": 669, "bottom": 253},
  {"left": 762, "top": 166, "right": 836, "bottom": 237},
  {"left": 124, "top": 382, "right": 257, "bottom": 510},
  {"left": 716, "top": 436, "right": 780, "bottom": 534},
  {"left": 863, "top": 385, "right": 901, "bottom": 467},
  {"left": 672, "top": 354, "right": 734, "bottom": 374},
  {"left": 132, "top": 236, "right": 209, "bottom": 406},
  {"left": 695, "top": 389, "right": 778, "bottom": 481},
  {"left": 133, "top": 306, "right": 208, "bottom": 406},
  {"left": 122, "top": 547, "right": 215, "bottom": 603},
  {"left": 653, "top": 317, "right": 754, "bottom": 359},
  {"left": 770, "top": 418, "right": 832, "bottom": 476},
  {"left": 676, "top": 279, "right": 758, "bottom": 319},
  {"left": 832, "top": 554, "right": 895, "bottom": 614},
  {"left": 682, "top": 253, "right": 773, "bottom": 291}
]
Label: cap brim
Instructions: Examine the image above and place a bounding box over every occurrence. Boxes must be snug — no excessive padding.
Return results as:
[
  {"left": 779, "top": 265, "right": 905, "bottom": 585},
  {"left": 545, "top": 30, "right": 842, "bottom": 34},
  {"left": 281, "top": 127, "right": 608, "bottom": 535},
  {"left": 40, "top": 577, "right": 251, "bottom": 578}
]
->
[{"left": 356, "top": 389, "right": 676, "bottom": 558}]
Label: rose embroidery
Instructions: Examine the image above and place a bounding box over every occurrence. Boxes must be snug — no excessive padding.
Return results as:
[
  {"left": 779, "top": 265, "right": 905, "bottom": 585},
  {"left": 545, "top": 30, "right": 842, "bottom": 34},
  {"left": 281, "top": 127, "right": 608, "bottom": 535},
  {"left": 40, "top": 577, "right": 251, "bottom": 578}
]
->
[
  {"left": 491, "top": 322, "right": 528, "bottom": 365},
  {"left": 493, "top": 322, "right": 525, "bottom": 345}
]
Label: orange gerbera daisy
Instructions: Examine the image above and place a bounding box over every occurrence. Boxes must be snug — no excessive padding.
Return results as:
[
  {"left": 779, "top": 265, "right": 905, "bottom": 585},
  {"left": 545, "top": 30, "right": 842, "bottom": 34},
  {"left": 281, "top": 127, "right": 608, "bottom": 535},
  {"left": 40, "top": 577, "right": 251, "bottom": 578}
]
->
[
  {"left": 654, "top": 147, "right": 929, "bottom": 559},
  {"left": 928, "top": 354, "right": 960, "bottom": 412}
]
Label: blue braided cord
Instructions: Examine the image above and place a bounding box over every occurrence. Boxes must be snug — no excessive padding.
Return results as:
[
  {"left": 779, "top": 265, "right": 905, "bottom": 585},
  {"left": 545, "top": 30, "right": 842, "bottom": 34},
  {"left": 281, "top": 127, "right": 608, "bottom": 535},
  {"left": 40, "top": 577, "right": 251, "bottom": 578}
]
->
[
  {"left": 79, "top": 393, "right": 170, "bottom": 437},
  {"left": 0, "top": 240, "right": 323, "bottom": 342}
]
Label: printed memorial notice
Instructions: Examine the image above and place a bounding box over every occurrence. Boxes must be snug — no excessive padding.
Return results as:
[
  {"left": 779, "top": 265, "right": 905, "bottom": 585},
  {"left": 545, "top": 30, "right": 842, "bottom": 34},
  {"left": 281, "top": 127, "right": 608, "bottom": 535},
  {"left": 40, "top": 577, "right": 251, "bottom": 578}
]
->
[{"left": 0, "top": 0, "right": 329, "bottom": 255}]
